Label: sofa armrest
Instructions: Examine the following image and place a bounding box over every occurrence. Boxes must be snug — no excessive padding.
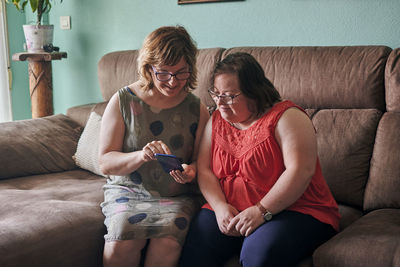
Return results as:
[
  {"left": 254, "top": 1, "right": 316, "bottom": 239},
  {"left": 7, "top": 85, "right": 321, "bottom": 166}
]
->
[
  {"left": 0, "top": 114, "right": 83, "bottom": 179},
  {"left": 66, "top": 102, "right": 108, "bottom": 127},
  {"left": 66, "top": 103, "right": 96, "bottom": 127}
]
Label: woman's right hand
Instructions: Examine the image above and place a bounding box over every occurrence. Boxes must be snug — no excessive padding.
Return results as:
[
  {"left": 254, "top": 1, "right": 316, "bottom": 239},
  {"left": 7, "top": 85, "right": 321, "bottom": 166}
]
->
[
  {"left": 141, "top": 140, "right": 172, "bottom": 162},
  {"left": 214, "top": 203, "right": 241, "bottom": 236}
]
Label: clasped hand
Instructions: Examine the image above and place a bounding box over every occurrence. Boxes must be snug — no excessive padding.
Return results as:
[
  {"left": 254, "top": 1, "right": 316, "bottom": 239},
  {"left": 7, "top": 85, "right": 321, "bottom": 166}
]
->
[
  {"left": 215, "top": 203, "right": 264, "bottom": 237},
  {"left": 141, "top": 140, "right": 195, "bottom": 184}
]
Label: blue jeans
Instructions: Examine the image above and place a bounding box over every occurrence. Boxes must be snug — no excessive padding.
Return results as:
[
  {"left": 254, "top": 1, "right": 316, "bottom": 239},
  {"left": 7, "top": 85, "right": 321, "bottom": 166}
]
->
[{"left": 179, "top": 208, "right": 336, "bottom": 267}]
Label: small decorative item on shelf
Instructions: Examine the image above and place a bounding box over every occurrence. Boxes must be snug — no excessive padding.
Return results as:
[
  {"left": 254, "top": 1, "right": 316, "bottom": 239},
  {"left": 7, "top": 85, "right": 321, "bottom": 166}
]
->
[
  {"left": 6, "top": 0, "right": 63, "bottom": 53},
  {"left": 43, "top": 43, "right": 60, "bottom": 52}
]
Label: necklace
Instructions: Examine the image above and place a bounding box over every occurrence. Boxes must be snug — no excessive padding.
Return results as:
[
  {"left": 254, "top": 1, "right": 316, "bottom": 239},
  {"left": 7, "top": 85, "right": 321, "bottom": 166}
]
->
[{"left": 228, "top": 113, "right": 257, "bottom": 130}]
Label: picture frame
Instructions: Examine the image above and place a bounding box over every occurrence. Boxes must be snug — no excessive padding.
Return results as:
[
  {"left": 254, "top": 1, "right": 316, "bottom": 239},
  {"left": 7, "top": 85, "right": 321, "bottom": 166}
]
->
[{"left": 178, "top": 0, "right": 244, "bottom": 4}]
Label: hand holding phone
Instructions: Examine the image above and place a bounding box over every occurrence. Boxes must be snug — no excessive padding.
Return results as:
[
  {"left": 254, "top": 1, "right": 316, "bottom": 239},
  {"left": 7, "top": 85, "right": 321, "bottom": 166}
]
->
[{"left": 154, "top": 153, "right": 184, "bottom": 173}]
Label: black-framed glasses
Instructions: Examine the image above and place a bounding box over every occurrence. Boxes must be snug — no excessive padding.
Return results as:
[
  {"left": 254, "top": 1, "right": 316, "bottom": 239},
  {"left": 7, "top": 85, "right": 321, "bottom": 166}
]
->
[
  {"left": 151, "top": 66, "right": 191, "bottom": 82},
  {"left": 208, "top": 89, "right": 242, "bottom": 105}
]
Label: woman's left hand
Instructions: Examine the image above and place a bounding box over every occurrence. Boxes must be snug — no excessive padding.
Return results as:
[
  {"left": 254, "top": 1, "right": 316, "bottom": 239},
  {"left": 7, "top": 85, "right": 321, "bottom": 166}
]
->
[
  {"left": 227, "top": 205, "right": 265, "bottom": 237},
  {"left": 170, "top": 164, "right": 195, "bottom": 184}
]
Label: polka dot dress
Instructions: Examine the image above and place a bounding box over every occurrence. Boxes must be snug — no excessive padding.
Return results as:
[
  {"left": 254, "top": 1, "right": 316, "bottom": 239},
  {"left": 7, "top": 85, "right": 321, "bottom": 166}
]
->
[{"left": 101, "top": 87, "right": 203, "bottom": 246}]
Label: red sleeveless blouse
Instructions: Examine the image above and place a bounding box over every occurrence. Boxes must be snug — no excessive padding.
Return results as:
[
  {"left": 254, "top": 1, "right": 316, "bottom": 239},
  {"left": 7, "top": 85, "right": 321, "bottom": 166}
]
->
[{"left": 203, "top": 100, "right": 340, "bottom": 231}]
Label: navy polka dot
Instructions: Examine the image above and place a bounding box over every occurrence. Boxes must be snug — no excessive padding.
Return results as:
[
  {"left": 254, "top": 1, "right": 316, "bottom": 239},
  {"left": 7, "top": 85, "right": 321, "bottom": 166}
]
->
[
  {"left": 150, "top": 121, "right": 164, "bottom": 136},
  {"left": 119, "top": 189, "right": 129, "bottom": 193},
  {"left": 174, "top": 217, "right": 188, "bottom": 230},
  {"left": 151, "top": 168, "right": 162, "bottom": 182},
  {"left": 130, "top": 171, "right": 142, "bottom": 184},
  {"left": 128, "top": 213, "right": 147, "bottom": 224},
  {"left": 115, "top": 197, "right": 129, "bottom": 203},
  {"left": 190, "top": 123, "right": 198, "bottom": 138},
  {"left": 170, "top": 134, "right": 184, "bottom": 150}
]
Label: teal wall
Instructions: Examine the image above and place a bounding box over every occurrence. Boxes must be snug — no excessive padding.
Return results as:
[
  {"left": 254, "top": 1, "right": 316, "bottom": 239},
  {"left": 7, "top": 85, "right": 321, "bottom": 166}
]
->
[
  {"left": 6, "top": 4, "right": 29, "bottom": 120},
  {"left": 7, "top": 0, "right": 400, "bottom": 120}
]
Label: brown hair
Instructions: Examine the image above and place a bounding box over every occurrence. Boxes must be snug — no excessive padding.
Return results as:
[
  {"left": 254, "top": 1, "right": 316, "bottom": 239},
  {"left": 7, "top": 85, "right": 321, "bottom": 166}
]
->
[
  {"left": 138, "top": 25, "right": 198, "bottom": 91},
  {"left": 213, "top": 52, "right": 281, "bottom": 116}
]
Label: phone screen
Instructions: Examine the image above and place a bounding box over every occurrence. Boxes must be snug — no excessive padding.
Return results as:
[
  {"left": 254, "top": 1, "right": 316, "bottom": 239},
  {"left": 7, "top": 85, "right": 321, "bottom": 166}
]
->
[{"left": 154, "top": 153, "right": 184, "bottom": 173}]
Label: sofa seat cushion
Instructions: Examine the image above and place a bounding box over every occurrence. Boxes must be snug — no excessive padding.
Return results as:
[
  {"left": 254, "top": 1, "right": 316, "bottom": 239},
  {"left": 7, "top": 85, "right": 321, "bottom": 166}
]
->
[
  {"left": 224, "top": 255, "right": 313, "bottom": 267},
  {"left": 0, "top": 170, "right": 106, "bottom": 267},
  {"left": 313, "top": 209, "right": 400, "bottom": 267}
]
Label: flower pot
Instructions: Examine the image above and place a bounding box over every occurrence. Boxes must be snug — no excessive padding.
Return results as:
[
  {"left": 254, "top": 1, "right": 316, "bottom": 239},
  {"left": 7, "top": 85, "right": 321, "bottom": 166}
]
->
[{"left": 23, "top": 25, "right": 54, "bottom": 53}]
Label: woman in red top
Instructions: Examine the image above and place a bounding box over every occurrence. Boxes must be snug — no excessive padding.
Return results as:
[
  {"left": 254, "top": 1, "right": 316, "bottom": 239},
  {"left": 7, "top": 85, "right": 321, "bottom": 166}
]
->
[{"left": 180, "top": 52, "right": 340, "bottom": 267}]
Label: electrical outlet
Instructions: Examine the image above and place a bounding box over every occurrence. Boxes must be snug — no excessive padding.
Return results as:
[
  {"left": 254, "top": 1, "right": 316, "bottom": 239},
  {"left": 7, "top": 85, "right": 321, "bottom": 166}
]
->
[{"left": 60, "top": 16, "right": 71, "bottom": 30}]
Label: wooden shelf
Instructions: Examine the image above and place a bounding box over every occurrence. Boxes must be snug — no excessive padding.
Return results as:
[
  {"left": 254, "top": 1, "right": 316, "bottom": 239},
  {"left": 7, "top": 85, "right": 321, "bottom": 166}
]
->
[
  {"left": 12, "top": 51, "right": 68, "bottom": 118},
  {"left": 12, "top": 52, "right": 67, "bottom": 62}
]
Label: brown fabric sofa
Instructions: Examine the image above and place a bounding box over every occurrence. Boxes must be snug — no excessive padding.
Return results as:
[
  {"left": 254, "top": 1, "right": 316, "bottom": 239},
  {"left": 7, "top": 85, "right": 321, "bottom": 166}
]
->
[{"left": 1, "top": 46, "right": 399, "bottom": 267}]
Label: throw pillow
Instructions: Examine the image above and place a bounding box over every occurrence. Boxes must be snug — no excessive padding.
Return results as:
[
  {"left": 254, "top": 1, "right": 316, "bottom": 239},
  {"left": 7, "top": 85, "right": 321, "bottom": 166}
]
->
[{"left": 73, "top": 112, "right": 106, "bottom": 177}]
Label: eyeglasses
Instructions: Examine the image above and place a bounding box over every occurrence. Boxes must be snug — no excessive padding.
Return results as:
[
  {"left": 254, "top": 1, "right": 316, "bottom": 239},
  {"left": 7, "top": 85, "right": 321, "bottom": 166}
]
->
[
  {"left": 151, "top": 66, "right": 191, "bottom": 82},
  {"left": 208, "top": 89, "right": 242, "bottom": 105}
]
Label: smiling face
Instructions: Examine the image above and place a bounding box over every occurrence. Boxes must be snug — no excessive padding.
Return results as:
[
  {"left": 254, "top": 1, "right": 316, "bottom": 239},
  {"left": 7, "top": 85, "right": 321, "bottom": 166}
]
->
[
  {"left": 213, "top": 73, "right": 254, "bottom": 124},
  {"left": 151, "top": 57, "right": 190, "bottom": 97}
]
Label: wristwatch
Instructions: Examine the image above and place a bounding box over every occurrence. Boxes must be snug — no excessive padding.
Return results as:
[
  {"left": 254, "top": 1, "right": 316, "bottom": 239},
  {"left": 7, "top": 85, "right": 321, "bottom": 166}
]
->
[{"left": 256, "top": 202, "right": 273, "bottom": 221}]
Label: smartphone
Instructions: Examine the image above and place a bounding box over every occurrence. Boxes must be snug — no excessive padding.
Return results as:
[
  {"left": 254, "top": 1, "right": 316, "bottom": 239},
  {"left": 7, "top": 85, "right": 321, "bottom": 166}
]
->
[{"left": 154, "top": 153, "right": 184, "bottom": 173}]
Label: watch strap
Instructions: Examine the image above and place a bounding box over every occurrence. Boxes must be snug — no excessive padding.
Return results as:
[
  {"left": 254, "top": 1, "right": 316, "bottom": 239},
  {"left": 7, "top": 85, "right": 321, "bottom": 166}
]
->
[
  {"left": 256, "top": 201, "right": 267, "bottom": 214},
  {"left": 256, "top": 202, "right": 273, "bottom": 221}
]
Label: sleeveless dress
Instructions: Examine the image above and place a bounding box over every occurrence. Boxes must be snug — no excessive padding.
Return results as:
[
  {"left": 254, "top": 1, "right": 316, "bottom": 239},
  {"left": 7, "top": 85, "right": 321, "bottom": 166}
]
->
[
  {"left": 101, "top": 87, "right": 203, "bottom": 245},
  {"left": 203, "top": 100, "right": 340, "bottom": 231}
]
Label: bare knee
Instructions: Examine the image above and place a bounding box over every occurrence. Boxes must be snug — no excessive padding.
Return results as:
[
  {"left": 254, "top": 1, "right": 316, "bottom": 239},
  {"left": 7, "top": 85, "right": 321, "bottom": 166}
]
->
[
  {"left": 155, "top": 237, "right": 181, "bottom": 250},
  {"left": 103, "top": 239, "right": 147, "bottom": 267},
  {"left": 145, "top": 238, "right": 182, "bottom": 267}
]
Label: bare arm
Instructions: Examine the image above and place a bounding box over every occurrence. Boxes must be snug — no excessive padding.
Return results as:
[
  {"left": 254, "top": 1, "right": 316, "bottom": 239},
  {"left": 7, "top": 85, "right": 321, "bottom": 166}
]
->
[
  {"left": 260, "top": 107, "right": 317, "bottom": 213},
  {"left": 98, "top": 93, "right": 152, "bottom": 176},
  {"left": 192, "top": 103, "right": 210, "bottom": 163},
  {"left": 169, "top": 102, "right": 209, "bottom": 183},
  {"left": 229, "top": 108, "right": 317, "bottom": 236},
  {"left": 197, "top": 116, "right": 240, "bottom": 235},
  {"left": 99, "top": 92, "right": 209, "bottom": 181}
]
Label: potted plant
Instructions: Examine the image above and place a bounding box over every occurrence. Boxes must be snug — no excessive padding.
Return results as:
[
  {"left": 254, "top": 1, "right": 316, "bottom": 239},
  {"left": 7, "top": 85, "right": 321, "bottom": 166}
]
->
[{"left": 6, "top": 0, "right": 63, "bottom": 52}]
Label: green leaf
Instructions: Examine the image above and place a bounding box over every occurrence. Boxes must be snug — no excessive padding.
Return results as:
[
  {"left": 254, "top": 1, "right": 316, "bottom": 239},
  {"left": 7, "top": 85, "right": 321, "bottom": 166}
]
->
[
  {"left": 30, "top": 0, "right": 38, "bottom": 12},
  {"left": 21, "top": 1, "right": 28, "bottom": 11},
  {"left": 7, "top": 0, "right": 63, "bottom": 23},
  {"left": 44, "top": 0, "right": 51, "bottom": 13}
]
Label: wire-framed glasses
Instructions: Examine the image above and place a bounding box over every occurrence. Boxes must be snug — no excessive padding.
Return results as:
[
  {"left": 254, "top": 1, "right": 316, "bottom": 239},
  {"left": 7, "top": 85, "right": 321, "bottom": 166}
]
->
[
  {"left": 151, "top": 66, "right": 191, "bottom": 81},
  {"left": 208, "top": 89, "right": 242, "bottom": 105}
]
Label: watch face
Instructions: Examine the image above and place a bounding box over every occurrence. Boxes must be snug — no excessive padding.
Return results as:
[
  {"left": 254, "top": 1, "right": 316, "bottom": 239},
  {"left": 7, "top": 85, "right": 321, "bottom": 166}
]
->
[{"left": 264, "top": 212, "right": 273, "bottom": 221}]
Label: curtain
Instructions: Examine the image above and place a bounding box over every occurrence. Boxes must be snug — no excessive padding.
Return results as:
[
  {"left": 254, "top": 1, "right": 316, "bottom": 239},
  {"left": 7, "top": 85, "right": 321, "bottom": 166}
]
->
[{"left": 0, "top": 0, "right": 12, "bottom": 122}]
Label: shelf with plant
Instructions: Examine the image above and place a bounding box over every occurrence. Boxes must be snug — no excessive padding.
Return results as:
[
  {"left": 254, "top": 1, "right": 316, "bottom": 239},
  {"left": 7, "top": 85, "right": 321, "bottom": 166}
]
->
[
  {"left": 6, "top": 0, "right": 63, "bottom": 52},
  {"left": 6, "top": 0, "right": 63, "bottom": 25}
]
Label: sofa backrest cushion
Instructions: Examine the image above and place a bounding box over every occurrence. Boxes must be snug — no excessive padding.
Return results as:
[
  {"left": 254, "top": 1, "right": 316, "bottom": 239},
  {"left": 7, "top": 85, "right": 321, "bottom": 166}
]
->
[
  {"left": 191, "top": 48, "right": 224, "bottom": 111},
  {"left": 97, "top": 48, "right": 225, "bottom": 107},
  {"left": 97, "top": 46, "right": 391, "bottom": 111},
  {"left": 364, "top": 112, "right": 400, "bottom": 211},
  {"left": 385, "top": 48, "right": 400, "bottom": 112},
  {"left": 310, "top": 109, "right": 382, "bottom": 208},
  {"left": 0, "top": 114, "right": 82, "bottom": 179},
  {"left": 98, "top": 50, "right": 140, "bottom": 101},
  {"left": 222, "top": 46, "right": 391, "bottom": 110}
]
